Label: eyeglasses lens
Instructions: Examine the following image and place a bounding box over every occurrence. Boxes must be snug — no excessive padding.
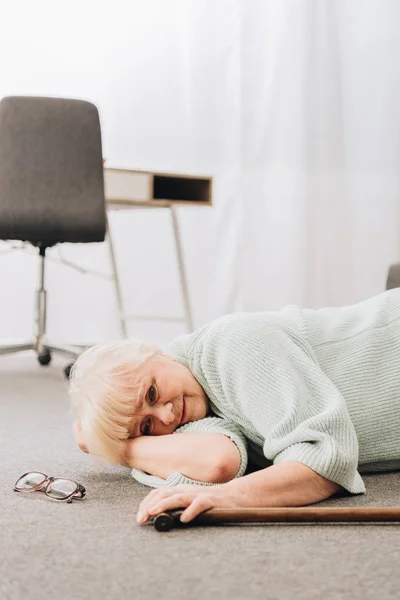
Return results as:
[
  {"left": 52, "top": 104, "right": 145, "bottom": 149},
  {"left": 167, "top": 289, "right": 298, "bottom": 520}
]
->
[
  {"left": 16, "top": 472, "right": 46, "bottom": 490},
  {"left": 46, "top": 479, "right": 77, "bottom": 500}
]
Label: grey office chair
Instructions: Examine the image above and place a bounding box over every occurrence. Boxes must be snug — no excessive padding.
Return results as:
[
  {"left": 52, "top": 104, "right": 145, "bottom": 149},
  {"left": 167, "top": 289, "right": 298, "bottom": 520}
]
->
[
  {"left": 386, "top": 263, "right": 400, "bottom": 290},
  {"left": 0, "top": 96, "right": 106, "bottom": 372}
]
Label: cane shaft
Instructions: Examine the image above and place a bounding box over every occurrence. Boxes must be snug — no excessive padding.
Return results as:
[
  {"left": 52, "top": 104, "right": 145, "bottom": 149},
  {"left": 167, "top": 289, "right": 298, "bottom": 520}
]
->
[
  {"left": 196, "top": 507, "right": 400, "bottom": 523},
  {"left": 153, "top": 506, "right": 400, "bottom": 531}
]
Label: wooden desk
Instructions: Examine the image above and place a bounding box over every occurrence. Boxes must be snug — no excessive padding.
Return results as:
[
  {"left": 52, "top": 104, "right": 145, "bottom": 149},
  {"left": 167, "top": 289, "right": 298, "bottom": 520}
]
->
[
  {"left": 104, "top": 168, "right": 212, "bottom": 337},
  {"left": 104, "top": 167, "right": 212, "bottom": 207}
]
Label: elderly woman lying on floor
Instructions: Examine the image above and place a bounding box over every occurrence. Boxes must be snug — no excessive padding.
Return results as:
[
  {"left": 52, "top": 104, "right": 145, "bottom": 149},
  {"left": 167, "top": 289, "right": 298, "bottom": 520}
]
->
[{"left": 69, "top": 288, "right": 400, "bottom": 525}]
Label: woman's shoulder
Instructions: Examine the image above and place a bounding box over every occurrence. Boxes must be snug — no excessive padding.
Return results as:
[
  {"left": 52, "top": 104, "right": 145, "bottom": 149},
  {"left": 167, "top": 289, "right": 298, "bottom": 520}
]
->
[
  {"left": 204, "top": 309, "right": 299, "bottom": 339},
  {"left": 166, "top": 322, "right": 211, "bottom": 364},
  {"left": 166, "top": 308, "right": 303, "bottom": 366}
]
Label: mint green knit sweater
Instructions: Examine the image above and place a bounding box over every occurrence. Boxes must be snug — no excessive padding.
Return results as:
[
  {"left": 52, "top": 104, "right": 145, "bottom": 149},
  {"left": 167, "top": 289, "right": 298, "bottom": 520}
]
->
[{"left": 131, "top": 289, "right": 400, "bottom": 494}]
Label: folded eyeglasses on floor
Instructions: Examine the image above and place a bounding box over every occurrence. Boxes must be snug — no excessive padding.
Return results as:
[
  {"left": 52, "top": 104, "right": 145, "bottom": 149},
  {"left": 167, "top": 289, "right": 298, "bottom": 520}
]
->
[{"left": 14, "top": 472, "right": 86, "bottom": 503}]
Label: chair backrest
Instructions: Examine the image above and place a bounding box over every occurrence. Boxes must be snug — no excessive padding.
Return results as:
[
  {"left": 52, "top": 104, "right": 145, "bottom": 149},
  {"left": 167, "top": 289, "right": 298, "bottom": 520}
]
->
[
  {"left": 386, "top": 263, "right": 400, "bottom": 290},
  {"left": 0, "top": 96, "right": 106, "bottom": 245}
]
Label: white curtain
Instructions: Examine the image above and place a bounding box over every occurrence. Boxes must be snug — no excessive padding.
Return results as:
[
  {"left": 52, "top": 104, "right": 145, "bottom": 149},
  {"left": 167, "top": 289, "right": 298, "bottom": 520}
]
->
[
  {"left": 235, "top": 0, "right": 400, "bottom": 312},
  {"left": 189, "top": 0, "right": 400, "bottom": 314},
  {"left": 0, "top": 0, "right": 399, "bottom": 345}
]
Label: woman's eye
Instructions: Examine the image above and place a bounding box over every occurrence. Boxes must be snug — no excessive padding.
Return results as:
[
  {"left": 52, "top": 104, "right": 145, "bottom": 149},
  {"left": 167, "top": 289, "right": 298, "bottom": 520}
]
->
[
  {"left": 147, "top": 385, "right": 156, "bottom": 404},
  {"left": 143, "top": 418, "right": 152, "bottom": 436}
]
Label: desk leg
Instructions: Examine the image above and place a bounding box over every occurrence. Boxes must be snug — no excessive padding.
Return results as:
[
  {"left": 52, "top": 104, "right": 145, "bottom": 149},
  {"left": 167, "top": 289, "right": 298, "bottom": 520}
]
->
[
  {"left": 170, "top": 205, "right": 194, "bottom": 333},
  {"left": 106, "top": 212, "right": 128, "bottom": 339}
]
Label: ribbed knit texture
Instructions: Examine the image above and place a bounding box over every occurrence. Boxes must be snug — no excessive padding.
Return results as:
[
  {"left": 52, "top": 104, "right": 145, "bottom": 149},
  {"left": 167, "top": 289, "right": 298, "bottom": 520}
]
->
[{"left": 132, "top": 289, "right": 400, "bottom": 493}]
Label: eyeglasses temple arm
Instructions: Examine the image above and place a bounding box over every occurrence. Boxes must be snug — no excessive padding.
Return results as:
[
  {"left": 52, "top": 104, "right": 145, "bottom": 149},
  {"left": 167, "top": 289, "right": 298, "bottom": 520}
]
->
[{"left": 73, "top": 483, "right": 86, "bottom": 499}]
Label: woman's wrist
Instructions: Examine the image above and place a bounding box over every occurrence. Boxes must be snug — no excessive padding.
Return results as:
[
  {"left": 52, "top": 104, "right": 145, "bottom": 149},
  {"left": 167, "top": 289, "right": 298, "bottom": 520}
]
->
[
  {"left": 119, "top": 438, "right": 142, "bottom": 467},
  {"left": 224, "top": 461, "right": 340, "bottom": 507}
]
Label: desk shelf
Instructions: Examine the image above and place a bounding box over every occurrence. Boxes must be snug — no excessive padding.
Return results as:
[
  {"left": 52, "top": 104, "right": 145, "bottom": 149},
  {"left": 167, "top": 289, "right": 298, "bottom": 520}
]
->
[{"left": 104, "top": 167, "right": 212, "bottom": 207}]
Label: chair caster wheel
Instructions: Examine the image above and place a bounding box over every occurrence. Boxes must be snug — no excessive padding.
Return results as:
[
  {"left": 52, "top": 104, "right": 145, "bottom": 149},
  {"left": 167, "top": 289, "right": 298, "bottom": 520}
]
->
[
  {"left": 64, "top": 363, "right": 74, "bottom": 380},
  {"left": 38, "top": 349, "right": 52, "bottom": 366}
]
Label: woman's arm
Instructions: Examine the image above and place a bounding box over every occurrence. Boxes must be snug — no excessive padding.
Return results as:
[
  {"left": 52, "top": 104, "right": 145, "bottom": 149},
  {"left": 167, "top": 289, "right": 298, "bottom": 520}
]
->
[
  {"left": 226, "top": 460, "right": 342, "bottom": 507},
  {"left": 73, "top": 417, "right": 247, "bottom": 486},
  {"left": 136, "top": 460, "right": 343, "bottom": 524},
  {"left": 121, "top": 433, "right": 241, "bottom": 483}
]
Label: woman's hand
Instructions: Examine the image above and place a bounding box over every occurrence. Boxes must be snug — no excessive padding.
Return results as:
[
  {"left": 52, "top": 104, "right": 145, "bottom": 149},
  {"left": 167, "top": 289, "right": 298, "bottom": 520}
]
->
[
  {"left": 136, "top": 482, "right": 244, "bottom": 525},
  {"left": 136, "top": 461, "right": 342, "bottom": 525}
]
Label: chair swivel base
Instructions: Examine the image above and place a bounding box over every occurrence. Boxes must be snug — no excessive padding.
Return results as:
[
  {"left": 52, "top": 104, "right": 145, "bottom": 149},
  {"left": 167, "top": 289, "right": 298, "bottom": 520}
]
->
[{"left": 0, "top": 339, "right": 82, "bottom": 374}]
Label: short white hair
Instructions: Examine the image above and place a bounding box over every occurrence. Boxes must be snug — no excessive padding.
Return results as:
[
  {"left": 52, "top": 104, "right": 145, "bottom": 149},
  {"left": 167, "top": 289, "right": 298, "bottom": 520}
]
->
[{"left": 68, "top": 339, "right": 162, "bottom": 465}]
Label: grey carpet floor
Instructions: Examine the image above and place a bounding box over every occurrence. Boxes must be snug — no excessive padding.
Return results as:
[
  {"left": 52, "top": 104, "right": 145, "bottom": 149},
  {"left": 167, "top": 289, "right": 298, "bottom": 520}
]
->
[{"left": 1, "top": 354, "right": 400, "bottom": 600}]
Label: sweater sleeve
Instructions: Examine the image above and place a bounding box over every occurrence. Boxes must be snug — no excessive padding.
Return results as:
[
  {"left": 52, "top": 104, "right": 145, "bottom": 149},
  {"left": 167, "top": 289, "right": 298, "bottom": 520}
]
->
[
  {"left": 198, "top": 317, "right": 366, "bottom": 495},
  {"left": 130, "top": 416, "right": 248, "bottom": 489}
]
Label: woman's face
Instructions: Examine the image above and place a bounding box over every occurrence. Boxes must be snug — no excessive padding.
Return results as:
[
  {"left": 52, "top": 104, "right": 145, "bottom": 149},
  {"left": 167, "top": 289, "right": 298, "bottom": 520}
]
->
[{"left": 127, "top": 354, "right": 210, "bottom": 438}]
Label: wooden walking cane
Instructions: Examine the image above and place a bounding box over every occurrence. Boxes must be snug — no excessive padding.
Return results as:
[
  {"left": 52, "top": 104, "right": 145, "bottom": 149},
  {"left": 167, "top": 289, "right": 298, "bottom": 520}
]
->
[{"left": 152, "top": 506, "right": 400, "bottom": 532}]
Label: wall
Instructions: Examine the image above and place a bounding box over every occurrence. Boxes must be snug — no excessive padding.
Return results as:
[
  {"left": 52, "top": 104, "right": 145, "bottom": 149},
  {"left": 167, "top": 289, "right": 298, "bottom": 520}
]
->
[{"left": 1, "top": 0, "right": 399, "bottom": 349}]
